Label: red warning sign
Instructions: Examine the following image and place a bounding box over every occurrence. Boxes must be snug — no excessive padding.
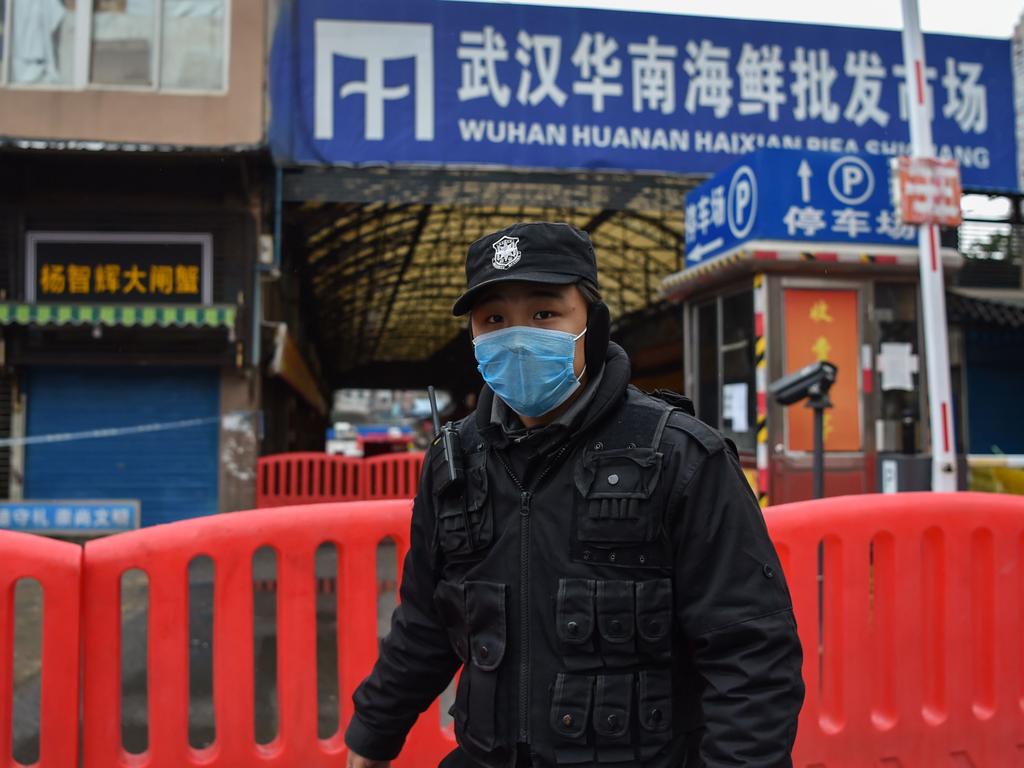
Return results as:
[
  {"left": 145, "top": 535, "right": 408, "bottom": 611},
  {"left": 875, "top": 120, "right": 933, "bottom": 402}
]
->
[{"left": 893, "top": 156, "right": 963, "bottom": 227}]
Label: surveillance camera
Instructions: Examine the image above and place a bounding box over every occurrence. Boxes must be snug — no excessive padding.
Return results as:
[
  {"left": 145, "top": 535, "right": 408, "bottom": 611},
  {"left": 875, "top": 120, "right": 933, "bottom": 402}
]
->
[{"left": 769, "top": 361, "right": 837, "bottom": 406}]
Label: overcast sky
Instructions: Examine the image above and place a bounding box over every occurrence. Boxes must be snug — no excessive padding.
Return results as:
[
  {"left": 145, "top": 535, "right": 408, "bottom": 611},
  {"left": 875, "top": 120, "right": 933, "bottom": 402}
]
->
[{"left": 459, "top": 0, "right": 1022, "bottom": 38}]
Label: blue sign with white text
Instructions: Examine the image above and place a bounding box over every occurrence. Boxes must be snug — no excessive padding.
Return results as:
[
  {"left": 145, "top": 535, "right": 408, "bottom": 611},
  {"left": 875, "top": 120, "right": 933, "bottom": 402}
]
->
[
  {"left": 269, "top": 0, "right": 1018, "bottom": 190},
  {"left": 684, "top": 149, "right": 915, "bottom": 266},
  {"left": 0, "top": 500, "right": 140, "bottom": 535}
]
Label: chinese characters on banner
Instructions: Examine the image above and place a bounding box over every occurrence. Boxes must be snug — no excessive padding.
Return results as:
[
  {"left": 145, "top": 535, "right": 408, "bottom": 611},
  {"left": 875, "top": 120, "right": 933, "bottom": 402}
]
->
[
  {"left": 783, "top": 289, "right": 861, "bottom": 452},
  {"left": 274, "top": 0, "right": 1018, "bottom": 190},
  {"left": 28, "top": 234, "right": 211, "bottom": 304},
  {"left": 684, "top": 149, "right": 916, "bottom": 267},
  {"left": 0, "top": 500, "right": 139, "bottom": 534}
]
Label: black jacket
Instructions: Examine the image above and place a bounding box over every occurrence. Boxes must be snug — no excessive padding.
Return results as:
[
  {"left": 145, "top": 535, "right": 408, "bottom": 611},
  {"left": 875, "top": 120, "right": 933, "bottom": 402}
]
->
[{"left": 345, "top": 344, "right": 804, "bottom": 767}]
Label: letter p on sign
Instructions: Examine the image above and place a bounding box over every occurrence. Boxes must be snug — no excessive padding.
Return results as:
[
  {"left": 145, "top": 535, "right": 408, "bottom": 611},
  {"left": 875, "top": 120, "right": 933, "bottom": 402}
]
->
[{"left": 727, "top": 165, "right": 757, "bottom": 239}]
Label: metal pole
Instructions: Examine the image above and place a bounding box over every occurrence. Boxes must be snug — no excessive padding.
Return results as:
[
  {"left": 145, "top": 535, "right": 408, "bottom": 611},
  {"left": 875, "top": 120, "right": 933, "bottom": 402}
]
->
[
  {"left": 899, "top": 0, "right": 958, "bottom": 491},
  {"left": 813, "top": 405, "right": 824, "bottom": 499}
]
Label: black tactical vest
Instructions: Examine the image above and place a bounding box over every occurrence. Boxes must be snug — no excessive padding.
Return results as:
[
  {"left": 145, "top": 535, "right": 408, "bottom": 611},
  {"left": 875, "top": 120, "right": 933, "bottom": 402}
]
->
[{"left": 430, "top": 389, "right": 706, "bottom": 768}]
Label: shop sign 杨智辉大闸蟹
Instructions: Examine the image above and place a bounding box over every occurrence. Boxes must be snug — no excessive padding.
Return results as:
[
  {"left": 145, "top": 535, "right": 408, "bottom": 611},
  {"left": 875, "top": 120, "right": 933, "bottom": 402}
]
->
[{"left": 26, "top": 232, "right": 213, "bottom": 305}]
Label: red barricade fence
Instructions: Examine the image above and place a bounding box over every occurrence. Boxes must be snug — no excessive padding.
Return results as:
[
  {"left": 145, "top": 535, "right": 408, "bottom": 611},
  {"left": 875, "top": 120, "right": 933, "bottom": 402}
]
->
[
  {"left": 256, "top": 452, "right": 363, "bottom": 507},
  {"left": 0, "top": 530, "right": 82, "bottom": 768},
  {"left": 256, "top": 452, "right": 424, "bottom": 507},
  {"left": 765, "top": 492, "right": 1024, "bottom": 767},
  {"left": 362, "top": 453, "right": 425, "bottom": 501},
  {"left": 80, "top": 500, "right": 453, "bottom": 768},
  {"left": 3, "top": 491, "right": 1023, "bottom": 766}
]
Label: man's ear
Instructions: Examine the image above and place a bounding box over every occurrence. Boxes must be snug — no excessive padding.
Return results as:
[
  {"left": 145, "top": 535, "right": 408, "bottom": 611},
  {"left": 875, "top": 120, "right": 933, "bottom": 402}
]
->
[{"left": 584, "top": 301, "right": 610, "bottom": 378}]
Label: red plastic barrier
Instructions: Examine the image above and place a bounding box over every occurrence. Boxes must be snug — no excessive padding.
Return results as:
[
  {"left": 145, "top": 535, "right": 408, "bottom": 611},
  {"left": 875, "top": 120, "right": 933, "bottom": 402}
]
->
[
  {"left": 765, "top": 492, "right": 1024, "bottom": 767},
  {"left": 0, "top": 530, "right": 82, "bottom": 768},
  {"left": 256, "top": 452, "right": 362, "bottom": 508},
  {"left": 81, "top": 501, "right": 454, "bottom": 768},
  {"left": 362, "top": 452, "right": 425, "bottom": 500},
  {"left": 74, "top": 491, "right": 1024, "bottom": 767}
]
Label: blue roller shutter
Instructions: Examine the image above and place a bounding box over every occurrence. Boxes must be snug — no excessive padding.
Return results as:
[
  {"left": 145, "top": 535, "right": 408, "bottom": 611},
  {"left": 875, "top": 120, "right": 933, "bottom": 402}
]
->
[{"left": 25, "top": 367, "right": 220, "bottom": 526}]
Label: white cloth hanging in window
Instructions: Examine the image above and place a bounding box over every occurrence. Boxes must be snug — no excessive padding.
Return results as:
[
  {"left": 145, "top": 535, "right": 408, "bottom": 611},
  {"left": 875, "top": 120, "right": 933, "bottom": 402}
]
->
[{"left": 11, "top": 0, "right": 66, "bottom": 84}]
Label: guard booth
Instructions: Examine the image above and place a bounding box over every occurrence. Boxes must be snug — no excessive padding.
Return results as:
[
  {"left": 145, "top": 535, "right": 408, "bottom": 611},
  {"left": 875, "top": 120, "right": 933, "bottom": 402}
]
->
[{"left": 662, "top": 149, "right": 964, "bottom": 506}]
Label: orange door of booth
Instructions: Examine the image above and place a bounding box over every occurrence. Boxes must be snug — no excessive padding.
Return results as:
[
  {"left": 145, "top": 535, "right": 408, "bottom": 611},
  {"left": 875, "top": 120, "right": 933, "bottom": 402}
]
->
[{"left": 771, "top": 286, "right": 874, "bottom": 502}]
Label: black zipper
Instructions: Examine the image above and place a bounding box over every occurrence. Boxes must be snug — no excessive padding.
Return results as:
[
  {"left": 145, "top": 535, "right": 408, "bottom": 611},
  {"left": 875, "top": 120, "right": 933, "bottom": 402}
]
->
[{"left": 496, "top": 444, "right": 569, "bottom": 744}]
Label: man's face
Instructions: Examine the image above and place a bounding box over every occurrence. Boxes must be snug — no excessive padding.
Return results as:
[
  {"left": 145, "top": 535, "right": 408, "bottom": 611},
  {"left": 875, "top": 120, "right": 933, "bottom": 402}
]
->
[{"left": 469, "top": 281, "right": 588, "bottom": 379}]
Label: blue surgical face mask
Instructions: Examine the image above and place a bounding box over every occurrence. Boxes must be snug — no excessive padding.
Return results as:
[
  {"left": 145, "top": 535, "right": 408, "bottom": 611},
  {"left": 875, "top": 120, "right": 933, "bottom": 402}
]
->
[{"left": 473, "top": 325, "right": 587, "bottom": 418}]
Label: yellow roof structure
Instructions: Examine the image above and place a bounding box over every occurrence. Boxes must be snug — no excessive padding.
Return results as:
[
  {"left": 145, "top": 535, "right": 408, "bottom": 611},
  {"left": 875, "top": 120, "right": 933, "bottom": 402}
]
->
[{"left": 286, "top": 168, "right": 700, "bottom": 383}]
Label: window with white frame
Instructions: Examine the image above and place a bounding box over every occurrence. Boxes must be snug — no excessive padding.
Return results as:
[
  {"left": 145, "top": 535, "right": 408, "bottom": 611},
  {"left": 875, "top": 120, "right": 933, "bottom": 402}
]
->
[
  {"left": 0, "top": 0, "right": 228, "bottom": 92},
  {"left": 694, "top": 289, "right": 757, "bottom": 453}
]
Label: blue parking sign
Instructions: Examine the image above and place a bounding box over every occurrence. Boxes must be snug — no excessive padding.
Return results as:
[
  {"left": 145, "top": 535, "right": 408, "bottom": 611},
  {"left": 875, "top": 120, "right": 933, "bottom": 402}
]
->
[{"left": 684, "top": 148, "right": 915, "bottom": 267}]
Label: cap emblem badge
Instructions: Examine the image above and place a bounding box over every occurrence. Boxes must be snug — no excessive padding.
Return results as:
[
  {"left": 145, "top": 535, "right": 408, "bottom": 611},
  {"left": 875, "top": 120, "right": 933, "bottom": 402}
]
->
[{"left": 491, "top": 235, "right": 521, "bottom": 270}]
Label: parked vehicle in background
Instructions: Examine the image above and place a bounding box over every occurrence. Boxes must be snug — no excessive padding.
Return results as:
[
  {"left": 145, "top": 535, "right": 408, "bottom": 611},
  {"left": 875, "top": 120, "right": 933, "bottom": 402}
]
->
[{"left": 326, "top": 388, "right": 449, "bottom": 457}]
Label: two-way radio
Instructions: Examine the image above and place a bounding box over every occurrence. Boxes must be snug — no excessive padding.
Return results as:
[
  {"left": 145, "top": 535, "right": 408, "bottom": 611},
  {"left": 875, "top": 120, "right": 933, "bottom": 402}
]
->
[{"left": 428, "top": 386, "right": 474, "bottom": 549}]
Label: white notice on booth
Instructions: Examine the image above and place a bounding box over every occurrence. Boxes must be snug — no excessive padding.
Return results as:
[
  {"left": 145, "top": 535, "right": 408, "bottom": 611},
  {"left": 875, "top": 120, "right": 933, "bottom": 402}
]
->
[
  {"left": 723, "top": 382, "right": 749, "bottom": 432},
  {"left": 877, "top": 342, "right": 918, "bottom": 392}
]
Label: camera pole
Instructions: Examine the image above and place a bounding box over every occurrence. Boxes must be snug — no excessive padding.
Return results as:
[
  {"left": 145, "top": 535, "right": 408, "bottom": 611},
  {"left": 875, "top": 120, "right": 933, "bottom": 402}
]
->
[
  {"left": 807, "top": 384, "right": 832, "bottom": 500},
  {"left": 769, "top": 360, "right": 837, "bottom": 501}
]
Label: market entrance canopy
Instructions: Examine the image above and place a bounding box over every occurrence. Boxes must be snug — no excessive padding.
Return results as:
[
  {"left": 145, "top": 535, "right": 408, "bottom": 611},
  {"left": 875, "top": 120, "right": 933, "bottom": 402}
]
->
[
  {"left": 269, "top": 0, "right": 1017, "bottom": 191},
  {"left": 287, "top": 191, "right": 686, "bottom": 382}
]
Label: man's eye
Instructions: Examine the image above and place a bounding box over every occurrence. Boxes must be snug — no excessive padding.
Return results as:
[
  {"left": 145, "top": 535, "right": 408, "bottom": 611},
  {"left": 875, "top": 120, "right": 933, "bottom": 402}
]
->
[
  {"left": 486, "top": 314, "right": 503, "bottom": 323},
  {"left": 534, "top": 310, "right": 556, "bottom": 320}
]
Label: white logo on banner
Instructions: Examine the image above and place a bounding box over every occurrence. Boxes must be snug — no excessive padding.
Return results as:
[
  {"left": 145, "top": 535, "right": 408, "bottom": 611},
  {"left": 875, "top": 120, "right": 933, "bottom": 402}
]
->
[
  {"left": 314, "top": 20, "right": 435, "bottom": 142},
  {"left": 491, "top": 236, "right": 522, "bottom": 269}
]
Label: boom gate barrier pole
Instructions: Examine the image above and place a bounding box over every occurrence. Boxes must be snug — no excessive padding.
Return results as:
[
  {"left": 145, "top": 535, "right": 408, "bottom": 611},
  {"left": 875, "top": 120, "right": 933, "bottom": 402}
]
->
[{"left": 899, "top": 0, "right": 958, "bottom": 491}]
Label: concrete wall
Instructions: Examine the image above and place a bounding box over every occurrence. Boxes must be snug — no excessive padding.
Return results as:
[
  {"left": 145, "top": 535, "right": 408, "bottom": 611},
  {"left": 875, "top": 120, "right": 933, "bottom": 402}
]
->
[
  {"left": 0, "top": 2, "right": 266, "bottom": 147},
  {"left": 219, "top": 367, "right": 259, "bottom": 513}
]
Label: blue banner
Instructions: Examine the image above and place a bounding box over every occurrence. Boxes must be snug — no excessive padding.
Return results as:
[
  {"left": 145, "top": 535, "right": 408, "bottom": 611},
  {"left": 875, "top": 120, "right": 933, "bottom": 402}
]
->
[
  {"left": 0, "top": 500, "right": 140, "bottom": 535},
  {"left": 685, "top": 149, "right": 916, "bottom": 266},
  {"left": 269, "top": 0, "right": 1018, "bottom": 191}
]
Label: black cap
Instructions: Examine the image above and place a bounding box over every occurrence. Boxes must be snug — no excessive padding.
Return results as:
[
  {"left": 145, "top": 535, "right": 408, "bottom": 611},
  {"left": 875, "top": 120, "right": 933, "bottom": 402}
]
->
[{"left": 452, "top": 222, "right": 599, "bottom": 316}]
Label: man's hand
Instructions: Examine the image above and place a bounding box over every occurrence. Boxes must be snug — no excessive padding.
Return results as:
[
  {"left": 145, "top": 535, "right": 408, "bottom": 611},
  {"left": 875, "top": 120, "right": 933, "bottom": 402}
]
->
[{"left": 347, "top": 750, "right": 390, "bottom": 768}]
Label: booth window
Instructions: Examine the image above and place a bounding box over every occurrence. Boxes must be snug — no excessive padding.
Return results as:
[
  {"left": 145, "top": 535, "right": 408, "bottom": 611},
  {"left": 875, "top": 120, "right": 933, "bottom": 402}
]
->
[
  {"left": 875, "top": 282, "right": 921, "bottom": 453},
  {"left": 694, "top": 290, "right": 756, "bottom": 453},
  {"left": 0, "top": 0, "right": 228, "bottom": 92}
]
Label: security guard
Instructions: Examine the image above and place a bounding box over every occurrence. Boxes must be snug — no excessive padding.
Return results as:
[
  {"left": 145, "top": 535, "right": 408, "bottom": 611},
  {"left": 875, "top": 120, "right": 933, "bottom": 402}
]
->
[{"left": 345, "top": 222, "right": 804, "bottom": 768}]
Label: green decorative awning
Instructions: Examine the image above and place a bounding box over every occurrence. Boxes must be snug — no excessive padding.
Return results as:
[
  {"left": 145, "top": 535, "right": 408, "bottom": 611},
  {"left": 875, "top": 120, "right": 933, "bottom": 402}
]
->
[{"left": 0, "top": 302, "right": 237, "bottom": 332}]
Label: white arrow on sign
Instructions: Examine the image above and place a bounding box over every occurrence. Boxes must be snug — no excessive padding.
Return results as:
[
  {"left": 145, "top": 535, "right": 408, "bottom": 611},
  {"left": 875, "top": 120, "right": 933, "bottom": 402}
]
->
[
  {"left": 686, "top": 237, "right": 725, "bottom": 263},
  {"left": 797, "top": 159, "right": 812, "bottom": 203}
]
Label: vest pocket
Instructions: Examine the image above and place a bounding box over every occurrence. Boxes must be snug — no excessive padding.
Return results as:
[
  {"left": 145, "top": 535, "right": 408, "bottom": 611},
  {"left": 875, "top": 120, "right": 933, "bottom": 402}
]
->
[
  {"left": 550, "top": 672, "right": 596, "bottom": 765},
  {"left": 635, "top": 578, "right": 672, "bottom": 664},
  {"left": 596, "top": 580, "right": 636, "bottom": 666},
  {"left": 432, "top": 580, "right": 469, "bottom": 663},
  {"left": 574, "top": 448, "right": 663, "bottom": 544},
  {"left": 556, "top": 577, "right": 597, "bottom": 670},
  {"left": 549, "top": 669, "right": 671, "bottom": 766},
  {"left": 550, "top": 672, "right": 593, "bottom": 741},
  {"left": 435, "top": 452, "right": 492, "bottom": 559},
  {"left": 462, "top": 580, "right": 508, "bottom": 753},
  {"left": 636, "top": 669, "right": 673, "bottom": 762},
  {"left": 593, "top": 672, "right": 634, "bottom": 764}
]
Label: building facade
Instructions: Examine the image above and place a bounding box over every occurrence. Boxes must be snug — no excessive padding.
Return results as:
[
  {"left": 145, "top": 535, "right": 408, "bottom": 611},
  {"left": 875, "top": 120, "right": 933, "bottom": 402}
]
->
[{"left": 0, "top": 0, "right": 272, "bottom": 529}]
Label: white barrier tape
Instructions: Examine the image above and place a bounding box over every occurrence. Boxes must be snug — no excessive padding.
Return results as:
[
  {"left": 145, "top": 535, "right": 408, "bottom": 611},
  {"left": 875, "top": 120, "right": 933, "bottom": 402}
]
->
[{"left": 0, "top": 411, "right": 256, "bottom": 449}]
